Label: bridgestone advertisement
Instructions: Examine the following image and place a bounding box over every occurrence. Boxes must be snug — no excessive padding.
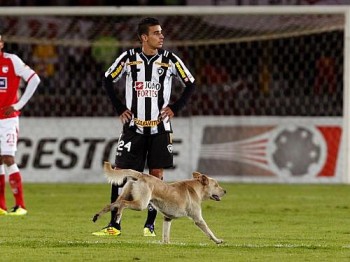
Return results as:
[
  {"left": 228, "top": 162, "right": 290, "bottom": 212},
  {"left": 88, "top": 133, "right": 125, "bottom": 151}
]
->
[{"left": 18, "top": 117, "right": 344, "bottom": 183}]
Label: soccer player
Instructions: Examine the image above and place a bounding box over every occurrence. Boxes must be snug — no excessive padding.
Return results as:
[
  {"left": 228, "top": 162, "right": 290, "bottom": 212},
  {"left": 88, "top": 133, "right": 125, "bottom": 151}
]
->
[
  {"left": 0, "top": 35, "right": 41, "bottom": 216},
  {"left": 92, "top": 17, "right": 195, "bottom": 236}
]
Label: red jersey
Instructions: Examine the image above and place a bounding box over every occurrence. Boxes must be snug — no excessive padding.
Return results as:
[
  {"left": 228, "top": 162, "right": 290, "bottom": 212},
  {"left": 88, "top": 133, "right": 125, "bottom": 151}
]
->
[{"left": 0, "top": 52, "right": 36, "bottom": 119}]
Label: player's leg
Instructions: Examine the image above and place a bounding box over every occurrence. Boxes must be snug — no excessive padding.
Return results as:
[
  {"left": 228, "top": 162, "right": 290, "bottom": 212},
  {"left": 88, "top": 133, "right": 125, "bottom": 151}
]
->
[
  {"left": 92, "top": 129, "right": 145, "bottom": 236},
  {"left": 143, "top": 168, "right": 163, "bottom": 237},
  {"left": 144, "top": 132, "right": 173, "bottom": 237},
  {"left": 107, "top": 182, "right": 123, "bottom": 229},
  {"left": 0, "top": 157, "right": 7, "bottom": 215},
  {"left": 92, "top": 168, "right": 126, "bottom": 236},
  {"left": 3, "top": 155, "right": 27, "bottom": 215},
  {"left": 1, "top": 118, "right": 26, "bottom": 216}
]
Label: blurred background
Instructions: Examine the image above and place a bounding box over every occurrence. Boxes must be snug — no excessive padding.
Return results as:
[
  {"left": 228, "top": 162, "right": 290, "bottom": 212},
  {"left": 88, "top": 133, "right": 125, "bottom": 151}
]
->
[{"left": 0, "top": 2, "right": 347, "bottom": 183}]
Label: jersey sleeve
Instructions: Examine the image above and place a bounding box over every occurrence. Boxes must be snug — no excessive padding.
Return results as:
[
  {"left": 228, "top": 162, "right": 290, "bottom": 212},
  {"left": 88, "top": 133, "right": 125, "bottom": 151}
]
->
[
  {"left": 104, "top": 51, "right": 128, "bottom": 82},
  {"left": 170, "top": 53, "right": 195, "bottom": 85},
  {"left": 168, "top": 53, "right": 195, "bottom": 114},
  {"left": 103, "top": 51, "right": 129, "bottom": 115},
  {"left": 11, "top": 54, "right": 36, "bottom": 81}
]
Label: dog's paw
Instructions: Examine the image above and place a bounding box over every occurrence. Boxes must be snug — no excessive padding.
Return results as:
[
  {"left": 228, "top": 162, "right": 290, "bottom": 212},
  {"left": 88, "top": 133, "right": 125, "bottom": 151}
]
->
[
  {"left": 215, "top": 239, "right": 224, "bottom": 244},
  {"left": 92, "top": 214, "right": 99, "bottom": 222}
]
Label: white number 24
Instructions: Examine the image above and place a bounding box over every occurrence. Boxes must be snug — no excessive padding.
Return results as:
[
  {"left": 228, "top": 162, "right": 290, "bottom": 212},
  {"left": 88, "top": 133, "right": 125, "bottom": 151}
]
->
[{"left": 117, "top": 140, "right": 131, "bottom": 152}]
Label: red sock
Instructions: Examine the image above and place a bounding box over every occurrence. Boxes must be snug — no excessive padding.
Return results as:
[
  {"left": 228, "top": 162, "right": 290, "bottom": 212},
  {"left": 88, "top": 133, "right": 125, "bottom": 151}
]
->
[
  {"left": 0, "top": 175, "right": 6, "bottom": 210},
  {"left": 9, "top": 172, "right": 25, "bottom": 209}
]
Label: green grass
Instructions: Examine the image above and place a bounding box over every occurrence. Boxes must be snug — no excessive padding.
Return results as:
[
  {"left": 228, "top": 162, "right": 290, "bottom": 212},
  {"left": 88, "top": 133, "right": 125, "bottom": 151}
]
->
[{"left": 0, "top": 183, "right": 350, "bottom": 261}]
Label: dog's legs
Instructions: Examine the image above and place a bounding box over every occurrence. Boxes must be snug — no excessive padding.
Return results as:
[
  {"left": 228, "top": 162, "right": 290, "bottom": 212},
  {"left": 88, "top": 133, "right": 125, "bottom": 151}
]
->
[
  {"left": 92, "top": 203, "right": 114, "bottom": 222},
  {"left": 111, "top": 181, "right": 135, "bottom": 224},
  {"left": 116, "top": 182, "right": 151, "bottom": 211},
  {"left": 115, "top": 206, "right": 123, "bottom": 224},
  {"left": 117, "top": 199, "right": 149, "bottom": 211},
  {"left": 96, "top": 181, "right": 150, "bottom": 224},
  {"left": 193, "top": 215, "right": 223, "bottom": 244},
  {"left": 93, "top": 181, "right": 134, "bottom": 223},
  {"left": 113, "top": 198, "right": 148, "bottom": 227},
  {"left": 162, "top": 217, "right": 172, "bottom": 244}
]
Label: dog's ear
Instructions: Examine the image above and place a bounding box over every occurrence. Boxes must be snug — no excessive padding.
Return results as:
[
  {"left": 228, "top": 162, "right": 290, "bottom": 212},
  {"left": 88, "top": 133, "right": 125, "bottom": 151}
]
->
[
  {"left": 192, "top": 171, "right": 201, "bottom": 179},
  {"left": 193, "top": 172, "right": 209, "bottom": 185},
  {"left": 200, "top": 175, "right": 209, "bottom": 185}
]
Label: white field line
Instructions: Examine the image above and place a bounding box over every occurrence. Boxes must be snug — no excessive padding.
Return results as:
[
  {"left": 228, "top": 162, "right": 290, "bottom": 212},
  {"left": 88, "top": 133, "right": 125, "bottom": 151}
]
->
[
  {"left": 2, "top": 239, "right": 346, "bottom": 249},
  {"left": 53, "top": 240, "right": 350, "bottom": 249}
]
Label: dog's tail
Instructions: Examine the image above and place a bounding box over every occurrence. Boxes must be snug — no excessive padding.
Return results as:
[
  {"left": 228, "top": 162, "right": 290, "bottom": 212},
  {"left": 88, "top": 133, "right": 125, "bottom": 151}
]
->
[{"left": 103, "top": 162, "right": 142, "bottom": 185}]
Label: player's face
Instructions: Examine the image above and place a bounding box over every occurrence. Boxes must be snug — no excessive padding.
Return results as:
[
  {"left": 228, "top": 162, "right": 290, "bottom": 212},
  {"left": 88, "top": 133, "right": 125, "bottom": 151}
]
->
[
  {"left": 145, "top": 25, "right": 164, "bottom": 50},
  {"left": 0, "top": 40, "right": 3, "bottom": 51}
]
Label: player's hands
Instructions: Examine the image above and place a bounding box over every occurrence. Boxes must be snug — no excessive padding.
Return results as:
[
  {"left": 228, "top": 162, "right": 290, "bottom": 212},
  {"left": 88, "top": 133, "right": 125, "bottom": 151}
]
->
[
  {"left": 160, "top": 107, "right": 174, "bottom": 122},
  {"left": 3, "top": 105, "right": 16, "bottom": 117},
  {"left": 120, "top": 109, "right": 133, "bottom": 124}
]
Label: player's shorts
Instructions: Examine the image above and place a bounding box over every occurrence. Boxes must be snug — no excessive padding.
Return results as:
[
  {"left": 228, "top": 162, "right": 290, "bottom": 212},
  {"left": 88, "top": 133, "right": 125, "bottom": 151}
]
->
[
  {"left": 0, "top": 117, "right": 19, "bottom": 156},
  {"left": 115, "top": 128, "right": 173, "bottom": 172}
]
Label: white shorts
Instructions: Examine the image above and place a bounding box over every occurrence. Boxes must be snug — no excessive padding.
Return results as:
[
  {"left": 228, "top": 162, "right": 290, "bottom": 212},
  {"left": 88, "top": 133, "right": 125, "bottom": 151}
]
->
[{"left": 0, "top": 117, "right": 19, "bottom": 156}]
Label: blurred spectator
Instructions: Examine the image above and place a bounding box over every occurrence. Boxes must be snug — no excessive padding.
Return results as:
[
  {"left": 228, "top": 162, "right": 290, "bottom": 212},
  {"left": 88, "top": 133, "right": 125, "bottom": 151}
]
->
[
  {"left": 32, "top": 23, "right": 58, "bottom": 89},
  {"left": 199, "top": 61, "right": 230, "bottom": 86},
  {"left": 91, "top": 26, "right": 119, "bottom": 70},
  {"left": 313, "top": 52, "right": 336, "bottom": 94}
]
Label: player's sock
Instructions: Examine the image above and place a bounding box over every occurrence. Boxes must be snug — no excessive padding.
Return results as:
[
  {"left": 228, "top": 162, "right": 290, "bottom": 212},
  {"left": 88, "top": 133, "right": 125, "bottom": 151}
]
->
[
  {"left": 8, "top": 164, "right": 25, "bottom": 209},
  {"left": 144, "top": 172, "right": 162, "bottom": 228},
  {"left": 0, "top": 171, "right": 6, "bottom": 210},
  {"left": 109, "top": 184, "right": 121, "bottom": 230},
  {"left": 144, "top": 203, "right": 157, "bottom": 228}
]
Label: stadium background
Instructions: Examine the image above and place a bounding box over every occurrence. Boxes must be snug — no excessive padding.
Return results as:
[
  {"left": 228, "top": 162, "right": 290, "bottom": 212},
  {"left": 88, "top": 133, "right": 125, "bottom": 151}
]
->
[
  {"left": 0, "top": 16, "right": 343, "bottom": 117},
  {"left": 0, "top": 3, "right": 347, "bottom": 183}
]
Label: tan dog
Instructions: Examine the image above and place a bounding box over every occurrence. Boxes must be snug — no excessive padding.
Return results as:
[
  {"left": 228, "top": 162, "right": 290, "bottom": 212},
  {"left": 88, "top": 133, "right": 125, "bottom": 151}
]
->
[{"left": 92, "top": 162, "right": 226, "bottom": 244}]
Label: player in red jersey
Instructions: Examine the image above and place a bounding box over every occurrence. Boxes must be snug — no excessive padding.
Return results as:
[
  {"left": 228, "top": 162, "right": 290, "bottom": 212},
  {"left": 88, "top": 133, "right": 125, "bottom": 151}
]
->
[{"left": 0, "top": 35, "right": 40, "bottom": 216}]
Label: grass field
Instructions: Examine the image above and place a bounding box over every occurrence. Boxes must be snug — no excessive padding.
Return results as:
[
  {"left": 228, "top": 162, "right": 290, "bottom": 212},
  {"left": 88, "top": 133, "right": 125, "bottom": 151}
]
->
[{"left": 0, "top": 182, "right": 349, "bottom": 261}]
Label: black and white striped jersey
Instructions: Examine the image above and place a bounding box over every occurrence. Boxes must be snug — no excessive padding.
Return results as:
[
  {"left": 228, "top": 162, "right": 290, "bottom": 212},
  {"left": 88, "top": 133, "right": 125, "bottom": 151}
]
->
[{"left": 105, "top": 47, "right": 195, "bottom": 135}]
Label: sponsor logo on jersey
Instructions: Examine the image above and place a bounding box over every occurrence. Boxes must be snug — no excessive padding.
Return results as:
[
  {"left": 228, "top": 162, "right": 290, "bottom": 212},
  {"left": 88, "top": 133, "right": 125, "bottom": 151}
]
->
[
  {"left": 134, "top": 118, "right": 161, "bottom": 127},
  {"left": 175, "top": 62, "right": 187, "bottom": 79},
  {"left": 135, "top": 81, "right": 143, "bottom": 90},
  {"left": 134, "top": 81, "right": 161, "bottom": 98},
  {"left": 2, "top": 66, "right": 9, "bottom": 73},
  {"left": 0, "top": 77, "right": 7, "bottom": 90},
  {"left": 110, "top": 65, "right": 123, "bottom": 78},
  {"left": 127, "top": 61, "right": 143, "bottom": 66},
  {"left": 155, "top": 62, "right": 170, "bottom": 67}
]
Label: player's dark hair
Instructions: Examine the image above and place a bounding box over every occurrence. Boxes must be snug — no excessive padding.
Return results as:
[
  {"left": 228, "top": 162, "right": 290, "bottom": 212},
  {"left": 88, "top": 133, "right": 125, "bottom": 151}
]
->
[{"left": 137, "top": 17, "right": 160, "bottom": 41}]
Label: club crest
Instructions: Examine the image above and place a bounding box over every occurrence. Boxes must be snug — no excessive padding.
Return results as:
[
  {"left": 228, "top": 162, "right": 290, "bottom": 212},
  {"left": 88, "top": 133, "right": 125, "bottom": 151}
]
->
[
  {"left": 2, "top": 66, "right": 8, "bottom": 73},
  {"left": 157, "top": 67, "right": 164, "bottom": 76}
]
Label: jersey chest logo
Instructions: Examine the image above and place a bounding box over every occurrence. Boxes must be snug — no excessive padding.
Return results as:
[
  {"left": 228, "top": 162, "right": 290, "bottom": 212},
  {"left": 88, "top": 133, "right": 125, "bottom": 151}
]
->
[
  {"left": 134, "top": 81, "right": 161, "bottom": 98},
  {"left": 2, "top": 66, "right": 9, "bottom": 74}
]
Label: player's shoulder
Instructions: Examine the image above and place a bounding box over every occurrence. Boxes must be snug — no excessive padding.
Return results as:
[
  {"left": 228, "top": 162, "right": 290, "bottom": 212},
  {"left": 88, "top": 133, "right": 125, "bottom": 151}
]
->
[
  {"left": 128, "top": 47, "right": 142, "bottom": 56},
  {"left": 3, "top": 52, "right": 19, "bottom": 60},
  {"left": 159, "top": 49, "right": 173, "bottom": 58},
  {"left": 2, "top": 52, "right": 23, "bottom": 65},
  {"left": 114, "top": 48, "right": 137, "bottom": 60},
  {"left": 161, "top": 50, "right": 184, "bottom": 64}
]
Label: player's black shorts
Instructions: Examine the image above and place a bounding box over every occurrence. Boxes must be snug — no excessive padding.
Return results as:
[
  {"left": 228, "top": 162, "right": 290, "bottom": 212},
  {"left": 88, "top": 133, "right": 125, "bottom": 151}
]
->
[{"left": 115, "top": 128, "right": 173, "bottom": 172}]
